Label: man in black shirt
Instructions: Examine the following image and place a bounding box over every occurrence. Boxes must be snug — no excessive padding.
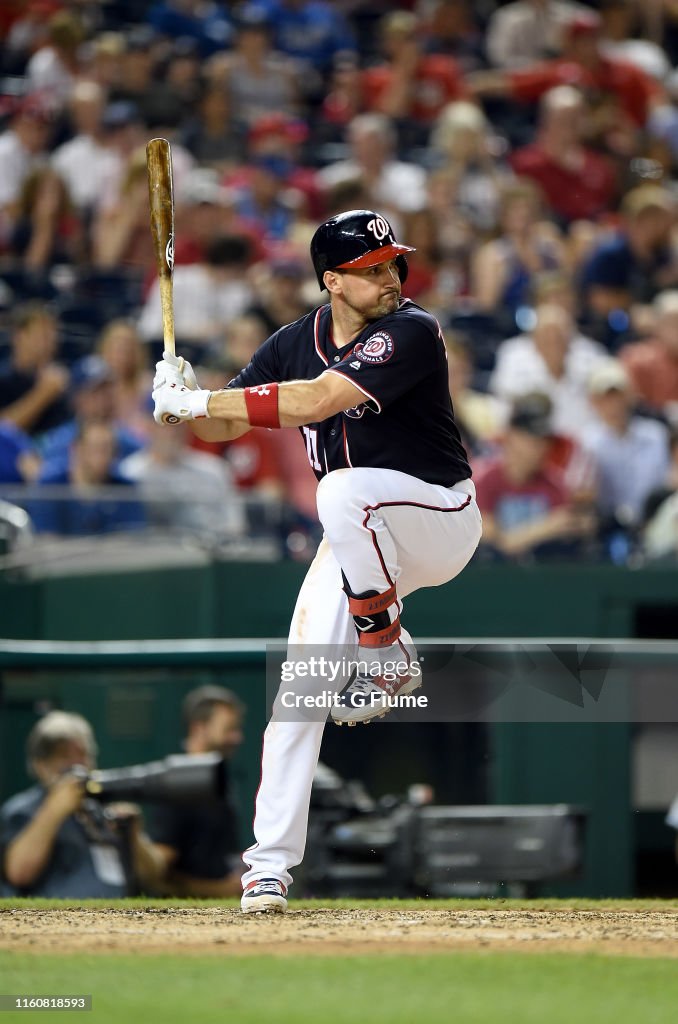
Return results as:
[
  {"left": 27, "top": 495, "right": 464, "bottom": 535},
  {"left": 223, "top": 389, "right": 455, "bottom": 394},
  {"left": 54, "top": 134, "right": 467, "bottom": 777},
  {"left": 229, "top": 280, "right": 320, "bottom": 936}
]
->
[
  {"left": 0, "top": 303, "right": 70, "bottom": 438},
  {"left": 149, "top": 686, "right": 245, "bottom": 897},
  {"left": 152, "top": 210, "right": 482, "bottom": 912}
]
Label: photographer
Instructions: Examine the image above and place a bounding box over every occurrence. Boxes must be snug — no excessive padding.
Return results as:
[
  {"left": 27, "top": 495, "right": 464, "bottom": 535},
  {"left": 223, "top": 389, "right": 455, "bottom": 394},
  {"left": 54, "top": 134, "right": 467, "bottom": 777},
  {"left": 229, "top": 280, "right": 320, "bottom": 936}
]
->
[
  {"left": 148, "top": 686, "right": 245, "bottom": 897},
  {"left": 0, "top": 712, "right": 165, "bottom": 898}
]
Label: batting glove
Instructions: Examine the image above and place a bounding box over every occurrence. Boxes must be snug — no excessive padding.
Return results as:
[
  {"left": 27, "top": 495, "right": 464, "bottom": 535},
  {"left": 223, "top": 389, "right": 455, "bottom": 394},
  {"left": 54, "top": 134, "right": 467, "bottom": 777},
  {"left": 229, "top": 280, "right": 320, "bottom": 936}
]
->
[
  {"left": 153, "top": 351, "right": 198, "bottom": 392},
  {"left": 152, "top": 380, "right": 211, "bottom": 424}
]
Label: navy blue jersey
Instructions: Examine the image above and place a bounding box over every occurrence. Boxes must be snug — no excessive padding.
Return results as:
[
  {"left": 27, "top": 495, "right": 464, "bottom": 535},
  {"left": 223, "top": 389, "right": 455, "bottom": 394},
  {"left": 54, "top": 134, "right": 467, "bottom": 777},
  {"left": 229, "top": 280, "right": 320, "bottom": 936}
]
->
[{"left": 229, "top": 299, "right": 471, "bottom": 487}]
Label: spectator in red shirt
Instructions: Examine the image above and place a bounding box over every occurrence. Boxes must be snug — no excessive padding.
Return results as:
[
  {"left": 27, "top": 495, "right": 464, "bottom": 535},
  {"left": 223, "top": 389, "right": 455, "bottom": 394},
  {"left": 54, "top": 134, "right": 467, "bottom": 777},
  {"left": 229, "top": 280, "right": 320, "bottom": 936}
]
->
[
  {"left": 189, "top": 359, "right": 286, "bottom": 503},
  {"left": 469, "top": 10, "right": 664, "bottom": 152},
  {"left": 362, "top": 10, "right": 467, "bottom": 144},
  {"left": 475, "top": 394, "right": 596, "bottom": 559},
  {"left": 510, "top": 85, "right": 618, "bottom": 225}
]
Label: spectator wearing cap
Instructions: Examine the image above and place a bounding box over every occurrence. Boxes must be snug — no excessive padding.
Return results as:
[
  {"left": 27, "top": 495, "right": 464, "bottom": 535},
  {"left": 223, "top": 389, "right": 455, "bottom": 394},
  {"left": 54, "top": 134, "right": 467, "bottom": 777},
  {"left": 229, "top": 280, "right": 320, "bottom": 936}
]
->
[
  {"left": 51, "top": 81, "right": 120, "bottom": 216},
  {"left": 489, "top": 303, "right": 609, "bottom": 441},
  {"left": 137, "top": 235, "right": 255, "bottom": 358},
  {"left": 25, "top": 10, "right": 85, "bottom": 104},
  {"left": 474, "top": 393, "right": 596, "bottom": 560},
  {"left": 30, "top": 420, "right": 146, "bottom": 537},
  {"left": 233, "top": 156, "right": 299, "bottom": 243},
  {"left": 580, "top": 185, "right": 678, "bottom": 325},
  {"left": 207, "top": 5, "right": 300, "bottom": 130},
  {"left": 38, "top": 355, "right": 144, "bottom": 470},
  {"left": 318, "top": 114, "right": 428, "bottom": 221},
  {"left": 470, "top": 9, "right": 666, "bottom": 146},
  {"left": 620, "top": 291, "right": 678, "bottom": 422},
  {"left": 242, "top": 113, "right": 322, "bottom": 219},
  {"left": 0, "top": 94, "right": 57, "bottom": 248},
  {"left": 485, "top": 0, "right": 590, "bottom": 71},
  {"left": 510, "top": 86, "right": 618, "bottom": 226},
  {"left": 361, "top": 10, "right": 467, "bottom": 145},
  {"left": 581, "top": 358, "right": 671, "bottom": 528},
  {"left": 0, "top": 304, "right": 69, "bottom": 438}
]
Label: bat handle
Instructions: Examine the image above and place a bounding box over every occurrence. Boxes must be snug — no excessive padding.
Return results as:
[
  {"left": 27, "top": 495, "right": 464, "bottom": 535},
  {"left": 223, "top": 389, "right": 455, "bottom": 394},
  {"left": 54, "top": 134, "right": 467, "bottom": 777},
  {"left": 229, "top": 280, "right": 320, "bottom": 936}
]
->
[{"left": 159, "top": 276, "right": 176, "bottom": 358}]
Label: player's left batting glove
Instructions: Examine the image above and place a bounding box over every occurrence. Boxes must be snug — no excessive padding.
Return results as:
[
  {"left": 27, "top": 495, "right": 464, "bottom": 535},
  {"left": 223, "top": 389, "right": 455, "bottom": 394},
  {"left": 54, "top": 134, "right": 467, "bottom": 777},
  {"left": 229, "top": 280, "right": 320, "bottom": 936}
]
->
[
  {"left": 152, "top": 380, "right": 211, "bottom": 424},
  {"left": 153, "top": 352, "right": 197, "bottom": 392}
]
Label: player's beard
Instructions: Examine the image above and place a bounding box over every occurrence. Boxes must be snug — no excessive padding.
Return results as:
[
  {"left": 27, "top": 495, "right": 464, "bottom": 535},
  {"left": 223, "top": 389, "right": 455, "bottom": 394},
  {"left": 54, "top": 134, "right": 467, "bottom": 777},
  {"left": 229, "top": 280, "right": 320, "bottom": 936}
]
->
[{"left": 363, "top": 288, "right": 401, "bottom": 321}]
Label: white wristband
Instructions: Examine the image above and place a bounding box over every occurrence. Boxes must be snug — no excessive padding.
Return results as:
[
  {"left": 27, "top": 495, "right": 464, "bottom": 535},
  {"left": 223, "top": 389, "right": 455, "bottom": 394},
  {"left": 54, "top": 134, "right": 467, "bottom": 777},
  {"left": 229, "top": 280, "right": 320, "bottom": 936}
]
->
[{"left": 188, "top": 389, "right": 211, "bottom": 419}]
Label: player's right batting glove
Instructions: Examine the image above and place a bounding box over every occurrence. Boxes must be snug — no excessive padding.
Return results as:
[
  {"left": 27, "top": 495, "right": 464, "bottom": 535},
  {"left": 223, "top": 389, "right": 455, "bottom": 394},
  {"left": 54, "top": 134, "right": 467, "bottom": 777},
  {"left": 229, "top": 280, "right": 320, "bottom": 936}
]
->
[{"left": 152, "top": 380, "right": 210, "bottom": 424}]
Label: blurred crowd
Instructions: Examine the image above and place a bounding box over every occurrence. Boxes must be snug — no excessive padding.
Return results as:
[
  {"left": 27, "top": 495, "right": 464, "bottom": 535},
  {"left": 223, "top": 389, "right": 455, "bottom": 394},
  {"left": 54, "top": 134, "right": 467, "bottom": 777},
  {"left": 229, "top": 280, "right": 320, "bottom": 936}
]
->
[{"left": 2, "top": 0, "right": 678, "bottom": 563}]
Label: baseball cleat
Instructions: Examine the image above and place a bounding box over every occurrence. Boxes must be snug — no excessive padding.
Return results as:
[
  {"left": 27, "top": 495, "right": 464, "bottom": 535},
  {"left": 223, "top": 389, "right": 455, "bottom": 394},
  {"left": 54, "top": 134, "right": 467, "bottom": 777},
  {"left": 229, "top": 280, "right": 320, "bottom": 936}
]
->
[
  {"left": 241, "top": 877, "right": 288, "bottom": 914},
  {"left": 331, "top": 673, "right": 422, "bottom": 725}
]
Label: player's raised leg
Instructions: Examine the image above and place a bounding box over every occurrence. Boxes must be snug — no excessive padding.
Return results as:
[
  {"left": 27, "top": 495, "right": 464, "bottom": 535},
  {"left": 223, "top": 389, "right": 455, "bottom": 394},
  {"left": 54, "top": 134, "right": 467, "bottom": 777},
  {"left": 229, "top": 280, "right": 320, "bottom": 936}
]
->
[{"left": 315, "top": 467, "right": 481, "bottom": 724}]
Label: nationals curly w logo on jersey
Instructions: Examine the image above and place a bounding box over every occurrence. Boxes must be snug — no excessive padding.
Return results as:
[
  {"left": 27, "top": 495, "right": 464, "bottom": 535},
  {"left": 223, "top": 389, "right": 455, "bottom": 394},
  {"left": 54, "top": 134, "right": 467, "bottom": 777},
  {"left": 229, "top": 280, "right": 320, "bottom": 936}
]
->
[{"left": 355, "top": 332, "right": 394, "bottom": 365}]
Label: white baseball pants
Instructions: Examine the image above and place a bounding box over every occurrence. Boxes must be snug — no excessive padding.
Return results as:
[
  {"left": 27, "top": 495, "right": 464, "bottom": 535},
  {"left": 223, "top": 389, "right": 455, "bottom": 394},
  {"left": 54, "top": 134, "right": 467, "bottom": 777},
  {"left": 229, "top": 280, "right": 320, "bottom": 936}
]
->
[{"left": 242, "top": 467, "right": 482, "bottom": 890}]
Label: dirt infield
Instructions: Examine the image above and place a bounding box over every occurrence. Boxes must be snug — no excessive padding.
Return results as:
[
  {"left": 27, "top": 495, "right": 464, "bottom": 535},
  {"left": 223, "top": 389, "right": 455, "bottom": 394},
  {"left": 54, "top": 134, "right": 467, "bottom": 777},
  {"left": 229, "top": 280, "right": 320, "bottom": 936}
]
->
[{"left": 2, "top": 906, "right": 678, "bottom": 958}]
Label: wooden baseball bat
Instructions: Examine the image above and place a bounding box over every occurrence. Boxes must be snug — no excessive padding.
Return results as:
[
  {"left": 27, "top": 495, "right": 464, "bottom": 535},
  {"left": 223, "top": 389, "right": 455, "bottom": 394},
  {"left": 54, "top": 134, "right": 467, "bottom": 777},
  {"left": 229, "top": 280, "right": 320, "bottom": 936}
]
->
[{"left": 146, "top": 137, "right": 175, "bottom": 358}]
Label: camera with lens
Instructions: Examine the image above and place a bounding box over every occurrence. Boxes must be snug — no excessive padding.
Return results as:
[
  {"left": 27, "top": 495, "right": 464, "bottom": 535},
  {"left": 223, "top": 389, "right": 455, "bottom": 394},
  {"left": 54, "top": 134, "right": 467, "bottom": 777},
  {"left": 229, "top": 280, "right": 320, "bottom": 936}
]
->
[{"left": 67, "top": 753, "right": 227, "bottom": 804}]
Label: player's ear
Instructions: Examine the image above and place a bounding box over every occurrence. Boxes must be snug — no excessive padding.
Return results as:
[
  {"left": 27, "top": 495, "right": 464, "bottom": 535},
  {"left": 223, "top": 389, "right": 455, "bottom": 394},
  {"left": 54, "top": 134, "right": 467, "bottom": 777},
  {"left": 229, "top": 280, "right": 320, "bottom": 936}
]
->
[{"left": 323, "top": 270, "right": 342, "bottom": 295}]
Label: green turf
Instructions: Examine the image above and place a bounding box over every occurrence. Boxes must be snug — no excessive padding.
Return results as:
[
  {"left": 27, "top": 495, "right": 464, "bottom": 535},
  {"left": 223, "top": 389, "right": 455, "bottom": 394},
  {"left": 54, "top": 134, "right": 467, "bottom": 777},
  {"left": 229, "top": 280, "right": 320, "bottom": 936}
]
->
[{"left": 0, "top": 951, "right": 676, "bottom": 1024}]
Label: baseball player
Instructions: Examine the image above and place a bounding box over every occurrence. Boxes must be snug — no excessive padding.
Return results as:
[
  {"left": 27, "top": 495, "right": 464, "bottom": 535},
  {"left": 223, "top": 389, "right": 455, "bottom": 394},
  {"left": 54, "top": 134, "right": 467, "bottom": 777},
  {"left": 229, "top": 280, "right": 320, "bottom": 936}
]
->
[{"left": 152, "top": 210, "right": 482, "bottom": 913}]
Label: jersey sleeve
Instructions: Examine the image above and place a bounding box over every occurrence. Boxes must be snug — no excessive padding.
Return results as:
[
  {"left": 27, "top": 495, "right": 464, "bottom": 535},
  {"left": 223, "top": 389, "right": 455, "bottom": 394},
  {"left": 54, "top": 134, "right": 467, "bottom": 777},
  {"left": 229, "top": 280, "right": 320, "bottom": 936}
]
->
[
  {"left": 325, "top": 316, "right": 439, "bottom": 413},
  {"left": 226, "top": 332, "right": 282, "bottom": 390},
  {"left": 509, "top": 63, "right": 565, "bottom": 103}
]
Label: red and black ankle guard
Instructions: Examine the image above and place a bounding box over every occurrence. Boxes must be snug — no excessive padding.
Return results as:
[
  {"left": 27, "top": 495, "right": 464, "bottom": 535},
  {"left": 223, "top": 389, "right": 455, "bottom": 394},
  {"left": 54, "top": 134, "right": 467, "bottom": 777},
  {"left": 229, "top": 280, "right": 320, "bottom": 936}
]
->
[{"left": 344, "top": 581, "right": 401, "bottom": 648}]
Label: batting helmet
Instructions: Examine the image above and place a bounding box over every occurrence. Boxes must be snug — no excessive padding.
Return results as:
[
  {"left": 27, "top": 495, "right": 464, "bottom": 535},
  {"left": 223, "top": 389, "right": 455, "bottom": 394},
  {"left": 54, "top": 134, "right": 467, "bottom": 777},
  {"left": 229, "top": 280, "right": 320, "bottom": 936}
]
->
[{"left": 310, "top": 210, "right": 415, "bottom": 290}]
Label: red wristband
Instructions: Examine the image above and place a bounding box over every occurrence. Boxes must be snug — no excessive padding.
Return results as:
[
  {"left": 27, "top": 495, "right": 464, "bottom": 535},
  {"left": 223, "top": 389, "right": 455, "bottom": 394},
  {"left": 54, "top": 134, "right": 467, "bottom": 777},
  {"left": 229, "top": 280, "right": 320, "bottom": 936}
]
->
[{"left": 244, "top": 382, "right": 280, "bottom": 428}]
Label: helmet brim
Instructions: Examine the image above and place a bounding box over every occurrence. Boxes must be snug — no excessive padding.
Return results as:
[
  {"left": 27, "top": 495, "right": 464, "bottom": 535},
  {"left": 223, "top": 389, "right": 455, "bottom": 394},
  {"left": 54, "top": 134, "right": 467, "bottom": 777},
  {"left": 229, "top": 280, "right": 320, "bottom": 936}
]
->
[{"left": 335, "top": 242, "right": 416, "bottom": 271}]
